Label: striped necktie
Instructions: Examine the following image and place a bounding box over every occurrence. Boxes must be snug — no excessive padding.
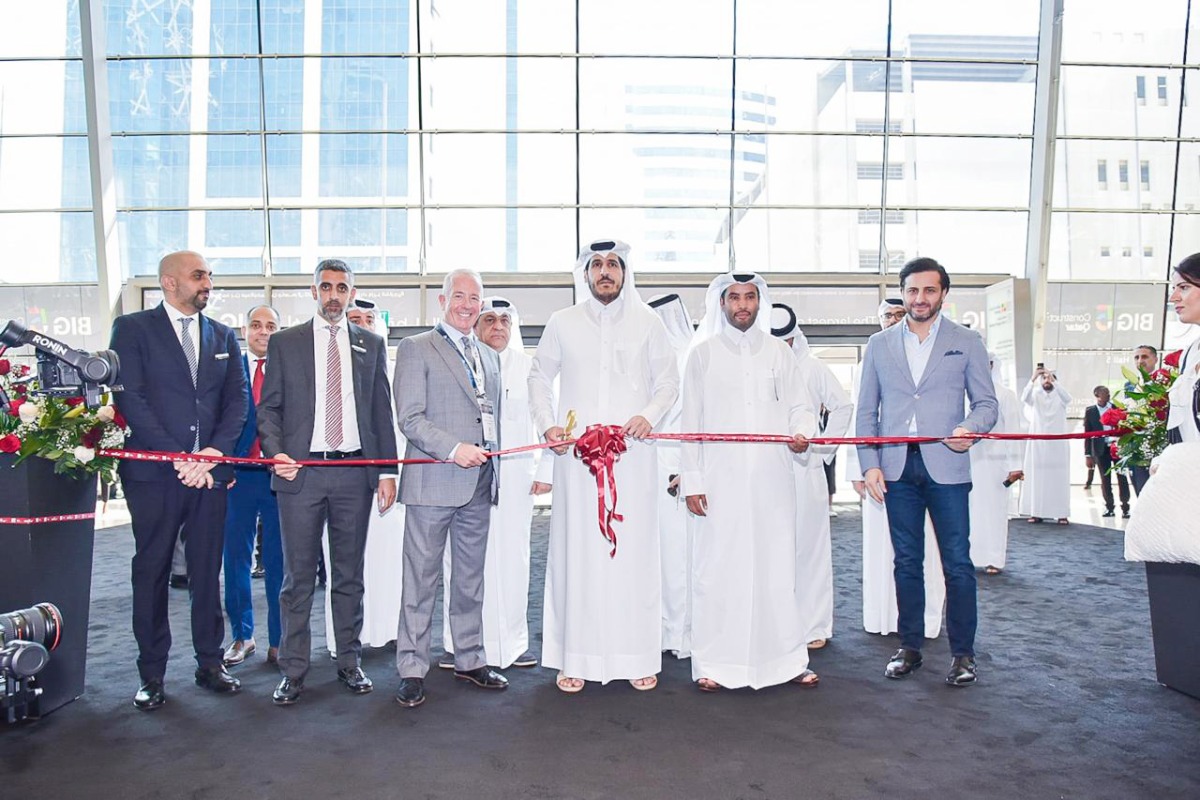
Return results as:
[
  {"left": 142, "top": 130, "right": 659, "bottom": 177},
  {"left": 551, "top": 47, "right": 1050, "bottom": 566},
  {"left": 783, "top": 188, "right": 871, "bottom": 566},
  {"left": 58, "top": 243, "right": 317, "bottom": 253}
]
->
[
  {"left": 325, "top": 324, "right": 343, "bottom": 450},
  {"left": 179, "top": 317, "right": 199, "bottom": 451}
]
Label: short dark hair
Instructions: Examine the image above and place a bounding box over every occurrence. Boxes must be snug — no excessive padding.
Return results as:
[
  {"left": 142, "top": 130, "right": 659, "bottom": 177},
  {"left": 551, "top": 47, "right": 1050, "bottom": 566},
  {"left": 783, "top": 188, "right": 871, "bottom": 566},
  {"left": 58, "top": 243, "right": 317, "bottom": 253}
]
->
[
  {"left": 1177, "top": 252, "right": 1200, "bottom": 286},
  {"left": 314, "top": 258, "right": 353, "bottom": 285},
  {"left": 1093, "top": 385, "right": 1109, "bottom": 396},
  {"left": 898, "top": 257, "right": 950, "bottom": 291},
  {"left": 1134, "top": 344, "right": 1158, "bottom": 356}
]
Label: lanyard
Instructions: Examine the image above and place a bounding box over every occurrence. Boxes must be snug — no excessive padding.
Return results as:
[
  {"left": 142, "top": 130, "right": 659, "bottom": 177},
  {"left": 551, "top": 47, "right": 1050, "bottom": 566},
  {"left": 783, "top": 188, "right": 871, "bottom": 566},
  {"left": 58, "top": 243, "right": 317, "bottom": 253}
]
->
[{"left": 436, "top": 326, "right": 487, "bottom": 398}]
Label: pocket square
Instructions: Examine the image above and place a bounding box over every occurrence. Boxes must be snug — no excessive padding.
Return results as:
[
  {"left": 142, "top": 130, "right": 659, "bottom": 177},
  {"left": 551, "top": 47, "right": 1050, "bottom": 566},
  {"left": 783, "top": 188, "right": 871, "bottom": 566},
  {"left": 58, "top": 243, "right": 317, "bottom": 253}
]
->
[
  {"left": 944, "top": 349, "right": 963, "bottom": 356},
  {"left": 351, "top": 344, "right": 367, "bottom": 353},
  {"left": 214, "top": 352, "right": 230, "bottom": 360}
]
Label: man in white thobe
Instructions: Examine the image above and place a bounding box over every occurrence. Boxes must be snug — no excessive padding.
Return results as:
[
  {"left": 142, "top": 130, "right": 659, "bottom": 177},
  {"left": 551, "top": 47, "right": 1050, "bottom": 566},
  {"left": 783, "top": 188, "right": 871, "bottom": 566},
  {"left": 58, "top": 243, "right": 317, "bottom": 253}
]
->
[
  {"left": 1019, "top": 368, "right": 1072, "bottom": 523},
  {"left": 968, "top": 353, "right": 1025, "bottom": 574},
  {"left": 681, "top": 274, "right": 818, "bottom": 691},
  {"left": 769, "top": 304, "right": 853, "bottom": 650},
  {"left": 843, "top": 299, "right": 945, "bottom": 639},
  {"left": 440, "top": 297, "right": 551, "bottom": 669},
  {"left": 648, "top": 293, "right": 694, "bottom": 658},
  {"left": 529, "top": 239, "right": 680, "bottom": 693}
]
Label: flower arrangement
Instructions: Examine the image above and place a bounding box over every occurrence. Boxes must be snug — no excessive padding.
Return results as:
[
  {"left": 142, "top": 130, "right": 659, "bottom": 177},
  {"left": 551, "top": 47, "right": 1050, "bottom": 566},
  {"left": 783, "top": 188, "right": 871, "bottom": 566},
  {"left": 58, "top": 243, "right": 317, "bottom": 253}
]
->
[
  {"left": 1103, "top": 350, "right": 1182, "bottom": 470},
  {"left": 0, "top": 357, "right": 128, "bottom": 483}
]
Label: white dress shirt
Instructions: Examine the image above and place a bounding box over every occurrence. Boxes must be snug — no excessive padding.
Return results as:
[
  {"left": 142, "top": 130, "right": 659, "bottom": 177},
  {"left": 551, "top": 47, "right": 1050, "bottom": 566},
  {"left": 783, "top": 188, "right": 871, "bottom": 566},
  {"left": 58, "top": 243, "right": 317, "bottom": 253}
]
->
[
  {"left": 310, "top": 318, "right": 362, "bottom": 453},
  {"left": 900, "top": 313, "right": 943, "bottom": 434},
  {"left": 162, "top": 300, "right": 200, "bottom": 358}
]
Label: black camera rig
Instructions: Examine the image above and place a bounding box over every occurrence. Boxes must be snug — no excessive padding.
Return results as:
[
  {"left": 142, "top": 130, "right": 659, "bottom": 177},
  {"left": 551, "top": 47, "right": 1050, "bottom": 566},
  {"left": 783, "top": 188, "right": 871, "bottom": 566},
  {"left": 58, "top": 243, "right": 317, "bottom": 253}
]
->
[
  {"left": 0, "top": 320, "right": 121, "bottom": 410},
  {"left": 1, "top": 603, "right": 62, "bottom": 723}
]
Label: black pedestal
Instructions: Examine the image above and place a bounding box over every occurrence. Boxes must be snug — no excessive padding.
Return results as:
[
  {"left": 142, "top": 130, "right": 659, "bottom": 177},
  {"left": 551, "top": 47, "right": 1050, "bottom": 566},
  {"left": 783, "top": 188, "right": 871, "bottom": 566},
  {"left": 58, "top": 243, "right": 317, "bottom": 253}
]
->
[
  {"left": 1145, "top": 561, "right": 1200, "bottom": 701},
  {"left": 0, "top": 454, "right": 96, "bottom": 717}
]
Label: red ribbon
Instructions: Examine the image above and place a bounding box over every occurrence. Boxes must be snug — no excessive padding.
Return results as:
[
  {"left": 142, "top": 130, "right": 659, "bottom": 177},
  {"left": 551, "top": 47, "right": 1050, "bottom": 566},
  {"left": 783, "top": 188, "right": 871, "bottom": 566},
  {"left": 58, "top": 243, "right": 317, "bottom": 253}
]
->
[
  {"left": 572, "top": 425, "right": 627, "bottom": 558},
  {"left": 0, "top": 512, "right": 96, "bottom": 526}
]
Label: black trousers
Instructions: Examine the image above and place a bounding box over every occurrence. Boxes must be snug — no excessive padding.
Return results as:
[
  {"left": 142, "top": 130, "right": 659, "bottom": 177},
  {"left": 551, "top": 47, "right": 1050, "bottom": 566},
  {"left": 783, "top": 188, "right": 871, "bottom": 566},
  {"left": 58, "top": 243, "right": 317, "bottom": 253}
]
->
[
  {"left": 1131, "top": 465, "right": 1150, "bottom": 496},
  {"left": 1093, "top": 446, "right": 1129, "bottom": 513},
  {"left": 125, "top": 479, "right": 229, "bottom": 682}
]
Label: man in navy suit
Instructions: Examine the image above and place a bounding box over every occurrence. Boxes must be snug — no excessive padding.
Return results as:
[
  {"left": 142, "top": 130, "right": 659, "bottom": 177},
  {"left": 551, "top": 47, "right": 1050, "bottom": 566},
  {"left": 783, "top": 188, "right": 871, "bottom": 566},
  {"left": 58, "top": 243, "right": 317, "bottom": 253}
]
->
[
  {"left": 110, "top": 250, "right": 249, "bottom": 710},
  {"left": 856, "top": 257, "right": 998, "bottom": 687},
  {"left": 221, "top": 305, "right": 283, "bottom": 667}
]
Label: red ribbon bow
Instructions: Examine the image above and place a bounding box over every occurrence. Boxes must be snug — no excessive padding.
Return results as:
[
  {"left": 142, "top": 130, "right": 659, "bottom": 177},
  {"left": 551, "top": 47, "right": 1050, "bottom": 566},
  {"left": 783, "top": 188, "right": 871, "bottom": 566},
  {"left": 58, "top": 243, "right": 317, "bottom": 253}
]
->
[{"left": 573, "top": 424, "right": 627, "bottom": 558}]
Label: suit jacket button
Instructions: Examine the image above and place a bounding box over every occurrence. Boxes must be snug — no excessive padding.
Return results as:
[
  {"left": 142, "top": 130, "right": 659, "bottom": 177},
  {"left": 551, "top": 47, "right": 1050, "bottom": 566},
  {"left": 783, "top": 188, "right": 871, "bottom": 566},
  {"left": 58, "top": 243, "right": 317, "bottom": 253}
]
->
[{"left": 476, "top": 418, "right": 481, "bottom": 423}]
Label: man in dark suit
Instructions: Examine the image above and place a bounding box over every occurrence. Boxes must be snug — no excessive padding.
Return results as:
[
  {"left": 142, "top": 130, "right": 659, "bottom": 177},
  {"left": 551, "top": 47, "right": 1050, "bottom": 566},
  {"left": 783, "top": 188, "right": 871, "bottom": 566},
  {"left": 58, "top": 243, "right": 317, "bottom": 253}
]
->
[
  {"left": 393, "top": 268, "right": 507, "bottom": 709},
  {"left": 257, "top": 259, "right": 398, "bottom": 706},
  {"left": 221, "top": 305, "right": 283, "bottom": 668},
  {"left": 856, "top": 257, "right": 998, "bottom": 687},
  {"left": 109, "top": 250, "right": 249, "bottom": 710},
  {"left": 1084, "top": 385, "right": 1130, "bottom": 518}
]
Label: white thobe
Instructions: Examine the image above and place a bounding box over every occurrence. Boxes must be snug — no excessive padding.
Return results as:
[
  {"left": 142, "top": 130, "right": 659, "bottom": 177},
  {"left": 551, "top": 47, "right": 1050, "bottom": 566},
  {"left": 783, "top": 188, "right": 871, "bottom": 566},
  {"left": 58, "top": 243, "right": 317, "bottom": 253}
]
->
[
  {"left": 680, "top": 326, "right": 817, "bottom": 689},
  {"left": 442, "top": 346, "right": 552, "bottom": 667},
  {"left": 529, "top": 294, "right": 680, "bottom": 683},
  {"left": 792, "top": 355, "right": 853, "bottom": 644},
  {"left": 657, "top": 347, "right": 692, "bottom": 657},
  {"left": 843, "top": 365, "right": 944, "bottom": 638},
  {"left": 969, "top": 384, "right": 1024, "bottom": 569},
  {"left": 1018, "top": 381, "right": 1073, "bottom": 520}
]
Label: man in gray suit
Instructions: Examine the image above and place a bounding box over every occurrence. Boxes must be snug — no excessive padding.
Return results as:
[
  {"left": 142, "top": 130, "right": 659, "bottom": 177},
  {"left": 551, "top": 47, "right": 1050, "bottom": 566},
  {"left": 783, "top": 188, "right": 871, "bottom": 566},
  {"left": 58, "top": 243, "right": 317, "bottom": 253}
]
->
[
  {"left": 856, "top": 257, "right": 998, "bottom": 687},
  {"left": 257, "top": 259, "right": 398, "bottom": 705},
  {"left": 393, "top": 268, "right": 507, "bottom": 708}
]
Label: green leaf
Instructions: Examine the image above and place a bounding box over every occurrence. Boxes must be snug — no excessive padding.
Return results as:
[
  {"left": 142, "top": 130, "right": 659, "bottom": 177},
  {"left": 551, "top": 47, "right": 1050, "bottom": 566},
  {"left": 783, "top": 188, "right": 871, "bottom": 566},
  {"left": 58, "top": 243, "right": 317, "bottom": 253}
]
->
[{"left": 1120, "top": 365, "right": 1141, "bottom": 384}]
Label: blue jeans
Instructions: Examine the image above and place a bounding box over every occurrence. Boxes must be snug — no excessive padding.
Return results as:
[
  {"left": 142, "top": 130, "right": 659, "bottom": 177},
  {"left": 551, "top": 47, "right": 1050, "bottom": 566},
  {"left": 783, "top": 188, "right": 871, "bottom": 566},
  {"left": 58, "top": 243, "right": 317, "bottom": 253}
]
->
[
  {"left": 222, "top": 468, "right": 283, "bottom": 646},
  {"left": 883, "top": 446, "right": 977, "bottom": 657}
]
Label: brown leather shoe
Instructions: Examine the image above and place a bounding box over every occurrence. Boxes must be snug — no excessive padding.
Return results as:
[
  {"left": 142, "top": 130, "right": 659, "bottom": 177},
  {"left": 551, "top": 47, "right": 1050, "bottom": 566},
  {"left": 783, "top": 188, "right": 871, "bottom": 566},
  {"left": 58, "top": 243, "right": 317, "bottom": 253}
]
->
[
  {"left": 266, "top": 646, "right": 279, "bottom": 665},
  {"left": 222, "top": 639, "right": 256, "bottom": 666}
]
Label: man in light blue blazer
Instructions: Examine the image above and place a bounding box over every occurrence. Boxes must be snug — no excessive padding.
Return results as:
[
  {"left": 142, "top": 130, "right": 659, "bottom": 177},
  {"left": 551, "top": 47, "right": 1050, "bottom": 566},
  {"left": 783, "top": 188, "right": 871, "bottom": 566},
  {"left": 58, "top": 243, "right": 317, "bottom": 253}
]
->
[{"left": 856, "top": 257, "right": 998, "bottom": 687}]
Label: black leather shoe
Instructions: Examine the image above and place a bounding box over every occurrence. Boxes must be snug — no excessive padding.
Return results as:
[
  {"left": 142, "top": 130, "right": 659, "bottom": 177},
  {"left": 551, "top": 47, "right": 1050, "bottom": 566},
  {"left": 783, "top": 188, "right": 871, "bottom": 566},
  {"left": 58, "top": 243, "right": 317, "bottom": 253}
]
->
[
  {"left": 133, "top": 679, "right": 166, "bottom": 711},
  {"left": 1122, "top": 511, "right": 1131, "bottom": 519},
  {"left": 195, "top": 665, "right": 241, "bottom": 693},
  {"left": 273, "top": 676, "right": 303, "bottom": 705},
  {"left": 1101, "top": 510, "right": 1116, "bottom": 517},
  {"left": 251, "top": 564, "right": 265, "bottom": 579},
  {"left": 946, "top": 655, "right": 977, "bottom": 687},
  {"left": 455, "top": 666, "right": 509, "bottom": 690},
  {"left": 168, "top": 573, "right": 188, "bottom": 589},
  {"left": 337, "top": 666, "right": 373, "bottom": 694},
  {"left": 884, "top": 648, "right": 923, "bottom": 679},
  {"left": 395, "top": 677, "right": 425, "bottom": 707}
]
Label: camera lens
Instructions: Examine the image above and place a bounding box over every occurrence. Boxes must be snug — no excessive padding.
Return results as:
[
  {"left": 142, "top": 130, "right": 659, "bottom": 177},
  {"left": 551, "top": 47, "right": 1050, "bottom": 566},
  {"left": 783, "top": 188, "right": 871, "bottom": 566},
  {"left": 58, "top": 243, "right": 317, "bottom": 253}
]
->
[{"left": 0, "top": 603, "right": 62, "bottom": 652}]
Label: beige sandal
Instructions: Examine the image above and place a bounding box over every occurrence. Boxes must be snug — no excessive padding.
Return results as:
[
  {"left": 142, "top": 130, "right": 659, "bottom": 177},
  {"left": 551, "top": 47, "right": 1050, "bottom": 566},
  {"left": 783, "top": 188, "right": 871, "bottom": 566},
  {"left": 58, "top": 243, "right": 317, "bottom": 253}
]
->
[
  {"left": 807, "top": 638, "right": 828, "bottom": 650},
  {"left": 696, "top": 678, "right": 722, "bottom": 692},
  {"left": 629, "top": 675, "right": 658, "bottom": 691},
  {"left": 555, "top": 673, "right": 584, "bottom": 693}
]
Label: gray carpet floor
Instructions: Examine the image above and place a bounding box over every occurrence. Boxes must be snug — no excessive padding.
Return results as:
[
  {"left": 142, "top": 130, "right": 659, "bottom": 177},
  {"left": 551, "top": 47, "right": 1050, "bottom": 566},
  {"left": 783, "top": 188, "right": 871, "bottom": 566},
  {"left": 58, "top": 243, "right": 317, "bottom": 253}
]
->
[{"left": 2, "top": 508, "right": 1198, "bottom": 799}]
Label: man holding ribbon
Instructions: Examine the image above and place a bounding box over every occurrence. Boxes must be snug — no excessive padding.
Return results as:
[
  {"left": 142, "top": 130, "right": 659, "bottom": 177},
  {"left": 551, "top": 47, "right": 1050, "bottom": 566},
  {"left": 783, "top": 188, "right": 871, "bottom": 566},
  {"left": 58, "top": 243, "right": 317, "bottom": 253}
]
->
[
  {"left": 856, "top": 257, "right": 997, "bottom": 687},
  {"left": 393, "top": 269, "right": 508, "bottom": 708},
  {"left": 257, "top": 259, "right": 398, "bottom": 706},
  {"left": 529, "top": 239, "right": 680, "bottom": 693},
  {"left": 680, "top": 274, "right": 818, "bottom": 691}
]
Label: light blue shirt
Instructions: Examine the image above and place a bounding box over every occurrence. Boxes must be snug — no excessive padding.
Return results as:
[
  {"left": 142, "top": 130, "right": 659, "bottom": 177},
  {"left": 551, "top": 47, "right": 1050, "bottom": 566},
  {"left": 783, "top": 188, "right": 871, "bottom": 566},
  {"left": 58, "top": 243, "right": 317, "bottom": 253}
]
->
[{"left": 900, "top": 313, "right": 942, "bottom": 434}]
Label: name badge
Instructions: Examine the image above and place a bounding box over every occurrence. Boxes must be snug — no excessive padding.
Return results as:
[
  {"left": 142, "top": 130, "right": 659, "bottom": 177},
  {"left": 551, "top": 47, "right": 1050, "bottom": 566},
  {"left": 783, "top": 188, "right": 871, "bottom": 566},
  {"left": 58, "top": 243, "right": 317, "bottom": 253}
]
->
[{"left": 479, "top": 398, "right": 498, "bottom": 450}]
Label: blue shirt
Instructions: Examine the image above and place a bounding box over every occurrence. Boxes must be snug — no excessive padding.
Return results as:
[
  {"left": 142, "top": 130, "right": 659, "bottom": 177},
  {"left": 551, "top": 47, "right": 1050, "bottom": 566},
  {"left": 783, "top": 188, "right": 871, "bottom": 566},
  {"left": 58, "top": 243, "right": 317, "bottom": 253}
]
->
[{"left": 900, "top": 313, "right": 942, "bottom": 434}]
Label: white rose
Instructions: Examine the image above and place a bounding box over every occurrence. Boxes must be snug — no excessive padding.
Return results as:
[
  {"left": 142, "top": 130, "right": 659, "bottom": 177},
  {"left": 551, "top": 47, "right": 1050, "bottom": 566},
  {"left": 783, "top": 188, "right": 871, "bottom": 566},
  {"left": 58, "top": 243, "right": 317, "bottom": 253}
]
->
[
  {"left": 73, "top": 446, "right": 96, "bottom": 464},
  {"left": 96, "top": 405, "right": 116, "bottom": 423},
  {"left": 18, "top": 402, "right": 41, "bottom": 424}
]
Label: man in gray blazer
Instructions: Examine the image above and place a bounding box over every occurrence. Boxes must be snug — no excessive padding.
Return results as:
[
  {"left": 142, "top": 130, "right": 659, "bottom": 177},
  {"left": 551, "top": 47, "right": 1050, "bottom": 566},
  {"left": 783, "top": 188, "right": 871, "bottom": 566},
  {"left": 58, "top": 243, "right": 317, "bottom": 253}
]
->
[
  {"left": 393, "top": 268, "right": 507, "bottom": 708},
  {"left": 856, "top": 257, "right": 998, "bottom": 687},
  {"left": 257, "top": 259, "right": 398, "bottom": 705}
]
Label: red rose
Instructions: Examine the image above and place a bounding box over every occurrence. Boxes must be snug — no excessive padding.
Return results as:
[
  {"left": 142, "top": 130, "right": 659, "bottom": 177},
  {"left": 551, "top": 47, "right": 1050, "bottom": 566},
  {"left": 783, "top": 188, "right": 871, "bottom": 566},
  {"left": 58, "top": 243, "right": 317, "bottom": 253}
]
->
[
  {"left": 82, "top": 425, "right": 103, "bottom": 448},
  {"left": 1165, "top": 350, "right": 1183, "bottom": 368},
  {"left": 17, "top": 364, "right": 30, "bottom": 376},
  {"left": 1100, "top": 407, "right": 1128, "bottom": 426},
  {"left": 1157, "top": 409, "right": 1168, "bottom": 421},
  {"left": 112, "top": 408, "right": 128, "bottom": 430},
  {"left": 65, "top": 397, "right": 85, "bottom": 407},
  {"left": 0, "top": 433, "right": 20, "bottom": 453},
  {"left": 0, "top": 359, "right": 10, "bottom": 376},
  {"left": 1109, "top": 443, "right": 1119, "bottom": 459},
  {"left": 1151, "top": 368, "right": 1173, "bottom": 384},
  {"left": 1149, "top": 397, "right": 1168, "bottom": 410},
  {"left": 8, "top": 397, "right": 23, "bottom": 417}
]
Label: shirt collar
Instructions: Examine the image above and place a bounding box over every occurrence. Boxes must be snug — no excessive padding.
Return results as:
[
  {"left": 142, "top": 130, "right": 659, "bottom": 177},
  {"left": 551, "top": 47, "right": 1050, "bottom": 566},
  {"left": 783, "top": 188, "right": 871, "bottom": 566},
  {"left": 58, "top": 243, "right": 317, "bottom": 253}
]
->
[
  {"left": 587, "top": 291, "right": 626, "bottom": 318},
  {"left": 902, "top": 313, "right": 942, "bottom": 341},
  {"left": 162, "top": 300, "right": 198, "bottom": 325},
  {"left": 721, "top": 322, "right": 762, "bottom": 347},
  {"left": 437, "top": 320, "right": 476, "bottom": 345}
]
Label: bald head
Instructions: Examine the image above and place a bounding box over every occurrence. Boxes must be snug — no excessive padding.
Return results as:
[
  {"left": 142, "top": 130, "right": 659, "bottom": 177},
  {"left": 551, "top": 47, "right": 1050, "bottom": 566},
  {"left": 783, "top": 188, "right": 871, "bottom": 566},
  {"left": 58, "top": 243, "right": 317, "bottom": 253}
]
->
[{"left": 158, "top": 250, "right": 213, "bottom": 315}]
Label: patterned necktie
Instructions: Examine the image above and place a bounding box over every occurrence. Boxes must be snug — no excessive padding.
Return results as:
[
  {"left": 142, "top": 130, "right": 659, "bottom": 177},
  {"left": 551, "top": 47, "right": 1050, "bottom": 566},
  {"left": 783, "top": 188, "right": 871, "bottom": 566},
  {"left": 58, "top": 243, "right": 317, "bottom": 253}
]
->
[
  {"left": 249, "top": 358, "right": 265, "bottom": 459},
  {"left": 325, "top": 325, "right": 344, "bottom": 450},
  {"left": 180, "top": 317, "right": 200, "bottom": 451},
  {"left": 461, "top": 336, "right": 476, "bottom": 387}
]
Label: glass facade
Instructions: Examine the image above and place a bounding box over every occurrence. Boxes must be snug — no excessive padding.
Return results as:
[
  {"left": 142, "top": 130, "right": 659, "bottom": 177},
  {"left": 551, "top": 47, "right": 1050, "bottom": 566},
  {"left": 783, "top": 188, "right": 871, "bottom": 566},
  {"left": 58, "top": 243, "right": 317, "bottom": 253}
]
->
[{"left": 0, "top": 0, "right": 1195, "bottom": 285}]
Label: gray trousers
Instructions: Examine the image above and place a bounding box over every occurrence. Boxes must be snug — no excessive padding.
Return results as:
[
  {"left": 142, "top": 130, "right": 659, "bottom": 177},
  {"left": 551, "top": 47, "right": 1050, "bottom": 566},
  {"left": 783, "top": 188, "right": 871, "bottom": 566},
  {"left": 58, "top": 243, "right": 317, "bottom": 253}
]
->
[
  {"left": 396, "top": 461, "right": 493, "bottom": 678},
  {"left": 276, "top": 465, "right": 371, "bottom": 681}
]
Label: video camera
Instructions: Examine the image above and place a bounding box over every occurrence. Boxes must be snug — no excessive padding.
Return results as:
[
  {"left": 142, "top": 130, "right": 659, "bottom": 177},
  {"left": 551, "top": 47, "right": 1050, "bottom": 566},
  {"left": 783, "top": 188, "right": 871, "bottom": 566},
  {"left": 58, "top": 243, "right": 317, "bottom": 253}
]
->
[
  {"left": 0, "top": 320, "right": 121, "bottom": 410},
  {"left": 0, "top": 602, "right": 62, "bottom": 723}
]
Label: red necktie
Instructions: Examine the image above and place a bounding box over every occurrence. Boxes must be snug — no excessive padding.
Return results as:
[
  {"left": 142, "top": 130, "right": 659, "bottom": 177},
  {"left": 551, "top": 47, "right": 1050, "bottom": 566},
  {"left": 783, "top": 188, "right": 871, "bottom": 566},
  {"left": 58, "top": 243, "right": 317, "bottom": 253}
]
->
[{"left": 249, "top": 358, "right": 265, "bottom": 459}]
